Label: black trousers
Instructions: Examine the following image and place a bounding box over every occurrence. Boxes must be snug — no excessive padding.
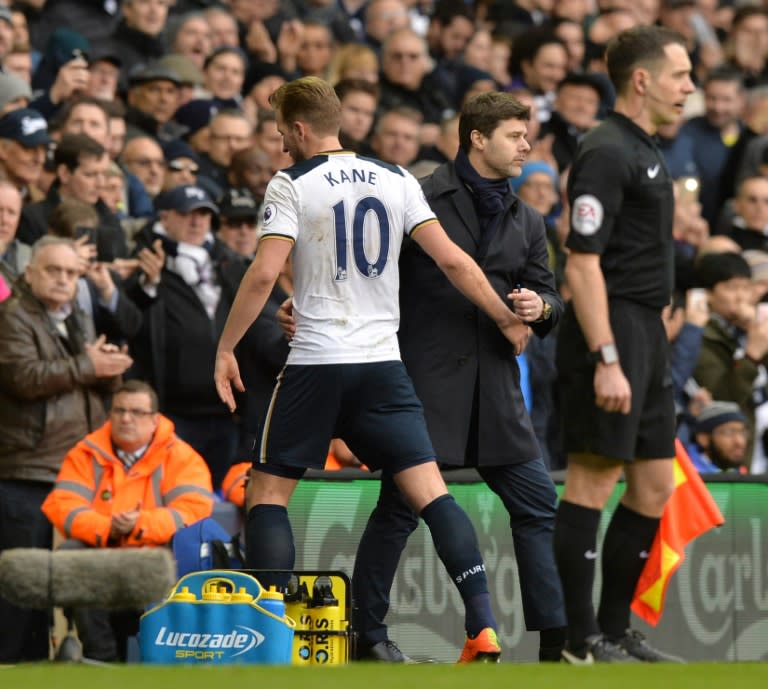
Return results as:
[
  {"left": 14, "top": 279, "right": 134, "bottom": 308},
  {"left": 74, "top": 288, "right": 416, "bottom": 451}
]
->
[
  {"left": 351, "top": 459, "right": 566, "bottom": 647},
  {"left": 0, "top": 480, "right": 53, "bottom": 662}
]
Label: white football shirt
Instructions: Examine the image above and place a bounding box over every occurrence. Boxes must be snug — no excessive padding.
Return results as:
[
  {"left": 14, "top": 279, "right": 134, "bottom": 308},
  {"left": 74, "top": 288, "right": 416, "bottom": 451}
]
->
[{"left": 259, "top": 152, "right": 436, "bottom": 365}]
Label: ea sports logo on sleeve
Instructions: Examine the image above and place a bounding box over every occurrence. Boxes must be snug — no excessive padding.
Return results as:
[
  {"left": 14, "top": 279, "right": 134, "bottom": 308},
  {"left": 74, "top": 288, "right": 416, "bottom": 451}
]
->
[{"left": 571, "top": 194, "right": 604, "bottom": 236}]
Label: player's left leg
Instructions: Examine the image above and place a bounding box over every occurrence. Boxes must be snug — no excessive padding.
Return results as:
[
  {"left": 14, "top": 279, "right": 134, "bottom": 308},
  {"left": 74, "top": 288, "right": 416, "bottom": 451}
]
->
[{"left": 394, "top": 462, "right": 500, "bottom": 663}]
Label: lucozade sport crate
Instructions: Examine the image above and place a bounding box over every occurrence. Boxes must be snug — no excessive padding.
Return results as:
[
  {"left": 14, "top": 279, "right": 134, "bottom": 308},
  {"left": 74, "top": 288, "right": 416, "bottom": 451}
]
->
[{"left": 139, "top": 570, "right": 294, "bottom": 664}]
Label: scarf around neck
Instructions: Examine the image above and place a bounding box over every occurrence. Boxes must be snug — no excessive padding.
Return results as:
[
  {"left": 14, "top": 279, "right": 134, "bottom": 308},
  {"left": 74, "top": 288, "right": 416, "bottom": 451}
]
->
[{"left": 454, "top": 148, "right": 510, "bottom": 217}]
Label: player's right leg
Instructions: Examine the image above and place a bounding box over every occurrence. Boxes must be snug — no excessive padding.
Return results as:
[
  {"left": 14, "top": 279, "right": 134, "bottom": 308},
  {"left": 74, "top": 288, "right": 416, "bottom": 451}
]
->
[{"left": 245, "top": 364, "right": 340, "bottom": 586}]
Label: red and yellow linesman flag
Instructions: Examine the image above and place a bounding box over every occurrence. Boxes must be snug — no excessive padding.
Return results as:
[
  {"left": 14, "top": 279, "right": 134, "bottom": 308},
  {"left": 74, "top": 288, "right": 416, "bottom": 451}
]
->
[{"left": 631, "top": 439, "right": 725, "bottom": 626}]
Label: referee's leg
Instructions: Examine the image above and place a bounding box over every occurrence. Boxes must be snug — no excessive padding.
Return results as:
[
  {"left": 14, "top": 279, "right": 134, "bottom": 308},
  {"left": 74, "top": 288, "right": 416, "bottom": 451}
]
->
[{"left": 553, "top": 454, "right": 623, "bottom": 657}]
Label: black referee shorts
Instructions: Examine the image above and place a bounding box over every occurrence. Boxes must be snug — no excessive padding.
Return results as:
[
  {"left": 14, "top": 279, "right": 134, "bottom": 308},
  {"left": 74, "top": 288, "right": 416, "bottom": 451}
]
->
[
  {"left": 253, "top": 361, "right": 436, "bottom": 477},
  {"left": 557, "top": 299, "right": 676, "bottom": 462}
]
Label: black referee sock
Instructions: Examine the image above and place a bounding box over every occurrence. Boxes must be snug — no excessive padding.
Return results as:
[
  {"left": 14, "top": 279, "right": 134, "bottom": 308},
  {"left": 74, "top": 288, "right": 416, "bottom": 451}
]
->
[
  {"left": 553, "top": 500, "right": 602, "bottom": 653},
  {"left": 420, "top": 494, "right": 496, "bottom": 636},
  {"left": 245, "top": 504, "right": 295, "bottom": 589},
  {"left": 597, "top": 503, "right": 660, "bottom": 640}
]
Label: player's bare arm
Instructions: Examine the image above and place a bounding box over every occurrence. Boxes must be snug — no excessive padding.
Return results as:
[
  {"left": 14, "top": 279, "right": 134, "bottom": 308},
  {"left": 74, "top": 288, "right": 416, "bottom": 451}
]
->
[
  {"left": 412, "top": 220, "right": 530, "bottom": 355},
  {"left": 215, "top": 237, "right": 293, "bottom": 412}
]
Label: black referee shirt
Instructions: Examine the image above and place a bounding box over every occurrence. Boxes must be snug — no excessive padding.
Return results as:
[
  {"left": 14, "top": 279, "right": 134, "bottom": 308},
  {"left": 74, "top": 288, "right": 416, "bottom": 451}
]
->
[{"left": 566, "top": 112, "right": 674, "bottom": 310}]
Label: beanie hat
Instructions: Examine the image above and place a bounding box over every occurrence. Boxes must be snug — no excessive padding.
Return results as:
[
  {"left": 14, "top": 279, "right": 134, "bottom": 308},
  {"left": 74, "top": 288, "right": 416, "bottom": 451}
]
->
[
  {"left": 694, "top": 251, "right": 751, "bottom": 289},
  {"left": 510, "top": 160, "right": 558, "bottom": 194},
  {"left": 695, "top": 401, "right": 747, "bottom": 434}
]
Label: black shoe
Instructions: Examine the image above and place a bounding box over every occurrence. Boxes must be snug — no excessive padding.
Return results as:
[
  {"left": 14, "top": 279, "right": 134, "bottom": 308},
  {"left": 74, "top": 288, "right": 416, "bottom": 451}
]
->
[
  {"left": 356, "top": 640, "right": 433, "bottom": 664},
  {"left": 55, "top": 634, "right": 83, "bottom": 663},
  {"left": 561, "top": 634, "right": 640, "bottom": 664},
  {"left": 615, "top": 630, "right": 685, "bottom": 663}
]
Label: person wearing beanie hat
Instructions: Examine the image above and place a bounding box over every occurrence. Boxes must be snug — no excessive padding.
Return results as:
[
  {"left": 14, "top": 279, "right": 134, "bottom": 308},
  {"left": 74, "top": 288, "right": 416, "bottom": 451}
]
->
[
  {"left": 693, "top": 250, "right": 768, "bottom": 472},
  {"left": 0, "top": 72, "right": 32, "bottom": 116},
  {"left": 173, "top": 98, "right": 217, "bottom": 151},
  {"left": 161, "top": 138, "right": 201, "bottom": 192},
  {"left": 689, "top": 401, "right": 749, "bottom": 473}
]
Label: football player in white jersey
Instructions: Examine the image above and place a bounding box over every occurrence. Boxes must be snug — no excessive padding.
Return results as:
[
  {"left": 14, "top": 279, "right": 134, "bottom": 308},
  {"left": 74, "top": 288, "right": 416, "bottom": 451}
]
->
[{"left": 214, "top": 76, "right": 528, "bottom": 662}]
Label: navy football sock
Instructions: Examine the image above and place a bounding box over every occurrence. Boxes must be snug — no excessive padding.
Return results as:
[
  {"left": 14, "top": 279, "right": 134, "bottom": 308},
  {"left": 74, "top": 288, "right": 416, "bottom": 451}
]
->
[
  {"left": 598, "top": 503, "right": 660, "bottom": 639},
  {"left": 245, "top": 504, "right": 295, "bottom": 589},
  {"left": 420, "top": 494, "right": 496, "bottom": 635}
]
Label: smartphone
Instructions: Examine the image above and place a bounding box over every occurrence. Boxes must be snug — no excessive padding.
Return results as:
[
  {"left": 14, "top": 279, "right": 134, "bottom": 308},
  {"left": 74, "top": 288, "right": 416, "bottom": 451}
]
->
[
  {"left": 75, "top": 226, "right": 97, "bottom": 244},
  {"left": 689, "top": 287, "right": 707, "bottom": 310}
]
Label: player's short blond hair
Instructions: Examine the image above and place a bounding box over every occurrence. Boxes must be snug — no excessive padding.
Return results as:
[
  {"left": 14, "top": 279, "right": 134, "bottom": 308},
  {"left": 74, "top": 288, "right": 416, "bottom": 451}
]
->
[{"left": 269, "top": 77, "right": 341, "bottom": 137}]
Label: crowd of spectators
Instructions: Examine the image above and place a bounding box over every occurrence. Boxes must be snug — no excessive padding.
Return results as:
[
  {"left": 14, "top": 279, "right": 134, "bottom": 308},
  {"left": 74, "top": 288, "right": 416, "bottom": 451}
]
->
[
  {"left": 0, "top": 0, "right": 766, "bottom": 665},
  {"left": 2, "top": 0, "right": 768, "bottom": 608}
]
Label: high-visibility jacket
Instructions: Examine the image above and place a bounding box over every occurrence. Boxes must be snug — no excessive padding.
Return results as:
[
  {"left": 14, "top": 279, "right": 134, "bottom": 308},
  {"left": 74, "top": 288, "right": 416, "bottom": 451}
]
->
[{"left": 42, "top": 415, "right": 214, "bottom": 547}]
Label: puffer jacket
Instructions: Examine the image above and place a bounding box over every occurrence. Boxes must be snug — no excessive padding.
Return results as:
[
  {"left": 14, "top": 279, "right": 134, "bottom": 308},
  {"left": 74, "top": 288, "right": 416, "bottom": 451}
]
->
[
  {"left": 42, "top": 415, "right": 214, "bottom": 547},
  {"left": 0, "top": 281, "right": 108, "bottom": 482}
]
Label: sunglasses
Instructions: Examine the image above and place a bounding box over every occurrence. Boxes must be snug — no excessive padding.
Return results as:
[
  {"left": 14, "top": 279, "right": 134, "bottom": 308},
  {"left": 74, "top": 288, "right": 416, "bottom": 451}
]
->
[{"left": 167, "top": 160, "right": 200, "bottom": 173}]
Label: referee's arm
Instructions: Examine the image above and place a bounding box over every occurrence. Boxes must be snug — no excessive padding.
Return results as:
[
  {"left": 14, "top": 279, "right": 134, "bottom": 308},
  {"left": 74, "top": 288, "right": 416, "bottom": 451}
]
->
[{"left": 566, "top": 251, "right": 631, "bottom": 414}]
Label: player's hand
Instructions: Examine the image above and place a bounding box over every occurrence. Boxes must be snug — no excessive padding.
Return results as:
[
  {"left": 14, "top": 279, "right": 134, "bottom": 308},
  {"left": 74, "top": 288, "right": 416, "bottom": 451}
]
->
[
  {"left": 594, "top": 364, "right": 631, "bottom": 414},
  {"left": 499, "top": 316, "right": 531, "bottom": 356},
  {"left": 215, "top": 350, "right": 244, "bottom": 413},
  {"left": 276, "top": 297, "right": 295, "bottom": 340}
]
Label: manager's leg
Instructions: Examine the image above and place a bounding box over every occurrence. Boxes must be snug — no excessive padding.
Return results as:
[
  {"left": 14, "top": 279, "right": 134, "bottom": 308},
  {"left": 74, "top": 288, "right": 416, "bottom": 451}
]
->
[
  {"left": 478, "top": 460, "right": 566, "bottom": 661},
  {"left": 351, "top": 471, "right": 419, "bottom": 659}
]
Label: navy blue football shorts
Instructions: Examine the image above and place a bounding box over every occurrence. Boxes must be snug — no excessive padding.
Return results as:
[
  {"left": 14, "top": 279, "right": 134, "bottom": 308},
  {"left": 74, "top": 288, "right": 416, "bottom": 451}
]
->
[
  {"left": 557, "top": 298, "right": 676, "bottom": 462},
  {"left": 252, "top": 361, "right": 436, "bottom": 478}
]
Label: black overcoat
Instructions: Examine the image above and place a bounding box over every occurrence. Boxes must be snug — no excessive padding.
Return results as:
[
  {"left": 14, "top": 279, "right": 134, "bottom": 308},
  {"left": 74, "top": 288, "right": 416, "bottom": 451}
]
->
[{"left": 398, "top": 161, "right": 563, "bottom": 466}]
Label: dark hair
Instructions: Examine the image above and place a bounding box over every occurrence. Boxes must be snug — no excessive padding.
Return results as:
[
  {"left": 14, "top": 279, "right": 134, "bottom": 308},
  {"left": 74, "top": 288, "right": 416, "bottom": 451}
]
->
[
  {"left": 113, "top": 379, "right": 159, "bottom": 412},
  {"left": 510, "top": 29, "right": 567, "bottom": 77},
  {"left": 269, "top": 76, "right": 341, "bottom": 136},
  {"left": 694, "top": 251, "right": 751, "bottom": 289},
  {"left": 731, "top": 5, "right": 768, "bottom": 29},
  {"left": 54, "top": 133, "right": 106, "bottom": 172},
  {"left": 334, "top": 78, "right": 380, "bottom": 102},
  {"left": 606, "top": 25, "right": 686, "bottom": 94},
  {"left": 458, "top": 91, "right": 530, "bottom": 152},
  {"left": 703, "top": 64, "right": 745, "bottom": 91},
  {"left": 431, "top": 0, "right": 475, "bottom": 26}
]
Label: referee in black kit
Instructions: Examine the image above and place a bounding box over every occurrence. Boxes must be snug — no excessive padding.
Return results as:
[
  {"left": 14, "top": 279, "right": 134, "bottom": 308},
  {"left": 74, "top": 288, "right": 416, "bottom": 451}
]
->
[{"left": 554, "top": 26, "right": 694, "bottom": 664}]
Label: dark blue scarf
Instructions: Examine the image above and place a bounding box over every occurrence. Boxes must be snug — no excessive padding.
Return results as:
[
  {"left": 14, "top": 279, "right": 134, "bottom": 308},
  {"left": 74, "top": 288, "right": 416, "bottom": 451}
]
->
[
  {"left": 454, "top": 149, "right": 510, "bottom": 257},
  {"left": 454, "top": 148, "right": 510, "bottom": 217}
]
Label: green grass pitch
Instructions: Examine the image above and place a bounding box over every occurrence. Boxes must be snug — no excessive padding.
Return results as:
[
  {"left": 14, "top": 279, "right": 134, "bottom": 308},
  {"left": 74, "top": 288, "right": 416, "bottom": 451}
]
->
[{"left": 2, "top": 662, "right": 767, "bottom": 689}]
